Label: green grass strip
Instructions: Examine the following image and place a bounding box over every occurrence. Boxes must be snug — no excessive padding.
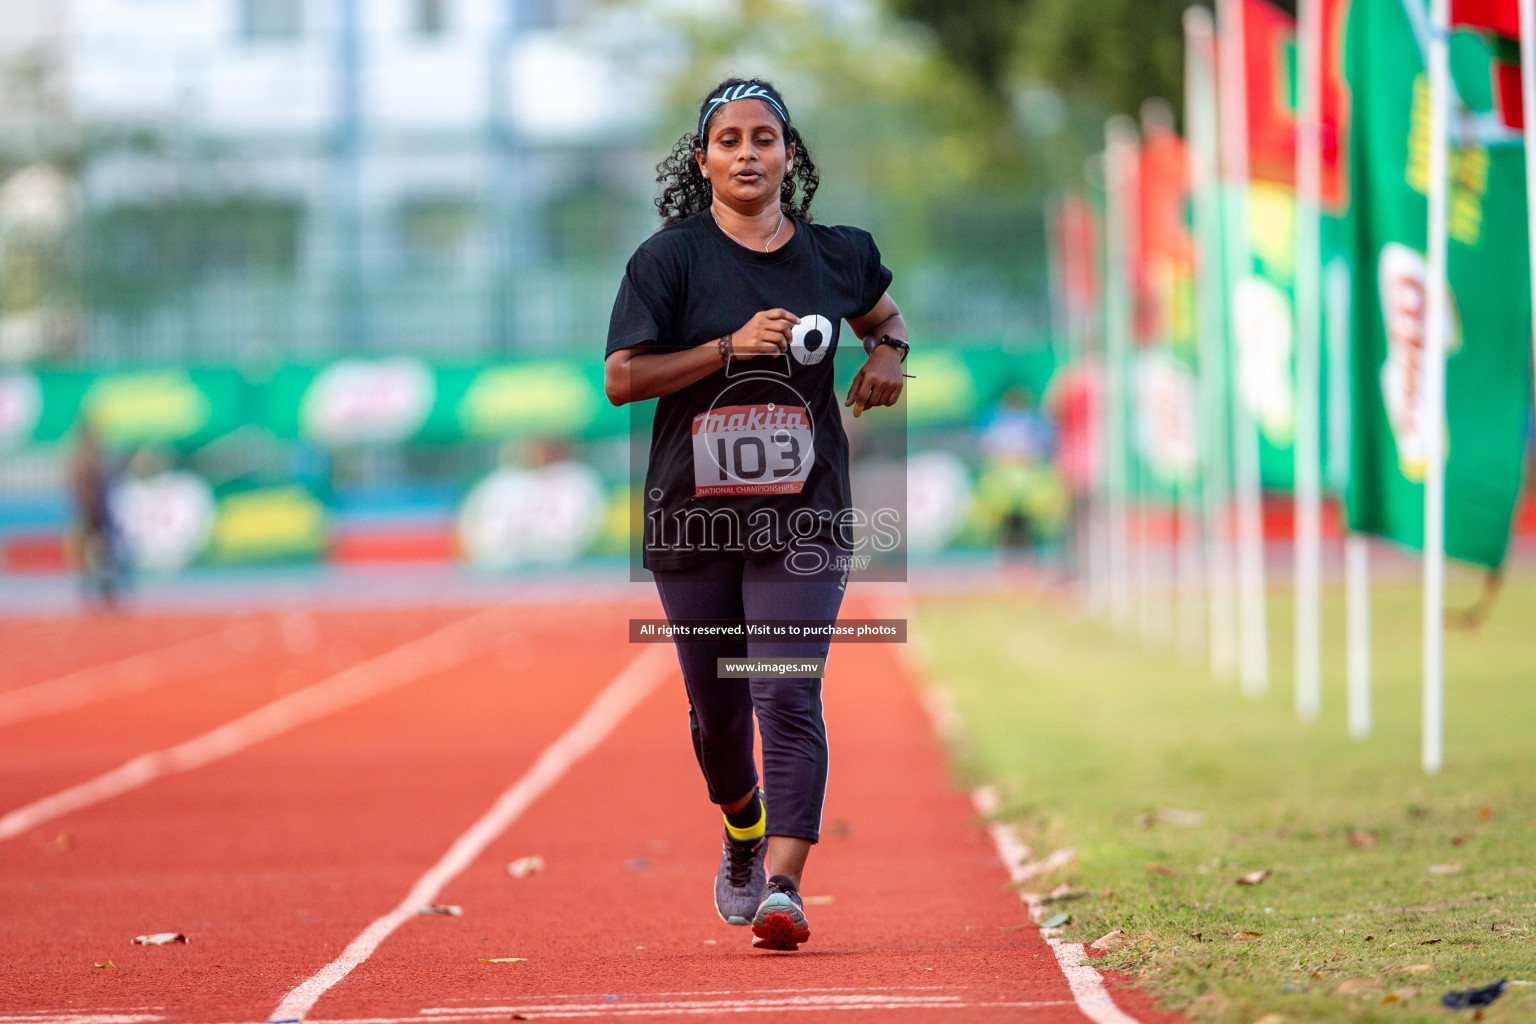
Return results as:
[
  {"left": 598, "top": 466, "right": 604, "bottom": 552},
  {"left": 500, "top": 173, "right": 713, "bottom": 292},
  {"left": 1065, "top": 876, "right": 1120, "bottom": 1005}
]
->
[{"left": 915, "top": 574, "right": 1536, "bottom": 1023}]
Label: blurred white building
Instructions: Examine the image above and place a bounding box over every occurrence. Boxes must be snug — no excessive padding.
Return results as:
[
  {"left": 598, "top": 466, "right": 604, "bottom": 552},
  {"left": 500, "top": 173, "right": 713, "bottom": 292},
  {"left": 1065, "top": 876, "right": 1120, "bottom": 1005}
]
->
[
  {"left": 65, "top": 0, "right": 657, "bottom": 143},
  {"left": 1, "top": 0, "right": 673, "bottom": 364}
]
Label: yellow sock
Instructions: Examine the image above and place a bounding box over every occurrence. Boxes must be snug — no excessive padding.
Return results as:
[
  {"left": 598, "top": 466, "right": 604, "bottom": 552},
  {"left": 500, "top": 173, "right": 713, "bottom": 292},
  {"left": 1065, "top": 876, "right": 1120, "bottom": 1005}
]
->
[{"left": 723, "top": 792, "right": 765, "bottom": 841}]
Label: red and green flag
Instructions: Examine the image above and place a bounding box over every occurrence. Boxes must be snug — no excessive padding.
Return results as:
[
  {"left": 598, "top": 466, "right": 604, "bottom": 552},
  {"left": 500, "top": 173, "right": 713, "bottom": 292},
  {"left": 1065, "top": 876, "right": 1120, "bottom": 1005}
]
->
[
  {"left": 1343, "top": 0, "right": 1533, "bottom": 567},
  {"left": 1131, "top": 119, "right": 1202, "bottom": 498}
]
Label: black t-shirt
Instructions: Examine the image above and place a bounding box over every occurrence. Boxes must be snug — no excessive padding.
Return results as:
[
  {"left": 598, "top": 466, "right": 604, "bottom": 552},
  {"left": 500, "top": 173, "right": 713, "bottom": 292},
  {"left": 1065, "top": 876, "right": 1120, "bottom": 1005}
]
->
[{"left": 606, "top": 211, "right": 893, "bottom": 571}]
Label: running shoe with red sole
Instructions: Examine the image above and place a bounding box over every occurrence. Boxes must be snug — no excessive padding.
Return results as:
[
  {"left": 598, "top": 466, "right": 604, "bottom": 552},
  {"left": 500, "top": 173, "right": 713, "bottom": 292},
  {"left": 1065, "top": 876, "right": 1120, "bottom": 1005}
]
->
[{"left": 751, "top": 874, "right": 810, "bottom": 950}]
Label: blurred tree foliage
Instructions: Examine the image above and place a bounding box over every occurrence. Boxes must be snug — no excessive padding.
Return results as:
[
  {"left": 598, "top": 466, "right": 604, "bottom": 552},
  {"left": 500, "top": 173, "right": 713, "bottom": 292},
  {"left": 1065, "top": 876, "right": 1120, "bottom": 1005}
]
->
[
  {"left": 892, "top": 0, "right": 1301, "bottom": 117},
  {"left": 78, "top": 198, "right": 302, "bottom": 317},
  {"left": 886, "top": 0, "right": 1030, "bottom": 98},
  {"left": 892, "top": 0, "right": 1193, "bottom": 116},
  {"left": 1017, "top": 0, "right": 1194, "bottom": 115},
  {"left": 646, "top": 0, "right": 1061, "bottom": 342}
]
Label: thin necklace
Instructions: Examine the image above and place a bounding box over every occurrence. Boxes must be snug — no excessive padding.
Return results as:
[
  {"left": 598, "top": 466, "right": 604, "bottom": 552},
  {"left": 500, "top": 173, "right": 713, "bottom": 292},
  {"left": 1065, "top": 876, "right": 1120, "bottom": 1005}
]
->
[{"left": 713, "top": 208, "right": 785, "bottom": 251}]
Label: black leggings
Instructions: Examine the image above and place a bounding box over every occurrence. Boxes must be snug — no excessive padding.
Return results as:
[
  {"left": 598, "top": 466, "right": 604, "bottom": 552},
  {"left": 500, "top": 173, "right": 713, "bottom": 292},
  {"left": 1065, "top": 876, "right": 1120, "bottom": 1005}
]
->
[{"left": 652, "top": 542, "right": 848, "bottom": 843}]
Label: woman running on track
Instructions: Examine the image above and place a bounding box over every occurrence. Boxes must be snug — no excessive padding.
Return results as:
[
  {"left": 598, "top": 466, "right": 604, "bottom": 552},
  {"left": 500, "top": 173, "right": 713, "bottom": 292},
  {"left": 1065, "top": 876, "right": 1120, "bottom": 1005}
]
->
[{"left": 603, "top": 78, "right": 909, "bottom": 951}]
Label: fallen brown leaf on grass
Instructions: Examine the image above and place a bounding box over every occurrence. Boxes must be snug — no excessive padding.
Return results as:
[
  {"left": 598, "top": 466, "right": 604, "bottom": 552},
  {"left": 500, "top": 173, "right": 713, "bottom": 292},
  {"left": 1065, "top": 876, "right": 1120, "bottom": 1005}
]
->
[
  {"left": 1382, "top": 988, "right": 1417, "bottom": 1005},
  {"left": 1230, "top": 930, "right": 1262, "bottom": 941},
  {"left": 1427, "top": 862, "right": 1461, "bottom": 875},
  {"left": 1146, "top": 862, "right": 1177, "bottom": 876},
  {"left": 477, "top": 957, "right": 527, "bottom": 963},
  {"left": 1156, "top": 808, "right": 1207, "bottom": 828},
  {"left": 1090, "top": 930, "right": 1129, "bottom": 951},
  {"left": 132, "top": 933, "right": 189, "bottom": 946},
  {"left": 1335, "top": 977, "right": 1384, "bottom": 995},
  {"left": 1008, "top": 848, "right": 1077, "bottom": 885},
  {"left": 1479, "top": 803, "right": 1493, "bottom": 820},
  {"left": 1237, "top": 870, "right": 1271, "bottom": 886},
  {"left": 1420, "top": 938, "right": 1443, "bottom": 945},
  {"left": 1405, "top": 964, "right": 1432, "bottom": 974},
  {"left": 1347, "top": 830, "right": 1378, "bottom": 848},
  {"left": 1040, "top": 884, "right": 1087, "bottom": 904},
  {"left": 1253, "top": 1014, "right": 1287, "bottom": 1024},
  {"left": 507, "top": 856, "right": 544, "bottom": 879}
]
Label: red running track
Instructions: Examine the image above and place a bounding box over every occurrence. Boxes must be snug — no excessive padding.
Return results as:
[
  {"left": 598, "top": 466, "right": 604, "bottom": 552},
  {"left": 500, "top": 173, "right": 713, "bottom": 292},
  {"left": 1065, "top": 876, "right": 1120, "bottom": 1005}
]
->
[{"left": 0, "top": 596, "right": 1178, "bottom": 1024}]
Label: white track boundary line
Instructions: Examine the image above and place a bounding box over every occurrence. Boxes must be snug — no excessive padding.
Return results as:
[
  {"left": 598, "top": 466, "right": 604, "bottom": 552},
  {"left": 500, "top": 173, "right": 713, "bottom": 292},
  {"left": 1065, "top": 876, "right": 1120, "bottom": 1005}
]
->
[
  {"left": 869, "top": 586, "right": 1150, "bottom": 1024},
  {"left": 302, "top": 999, "right": 1081, "bottom": 1021},
  {"left": 0, "top": 606, "right": 513, "bottom": 844},
  {"left": 0, "top": 631, "right": 232, "bottom": 729},
  {"left": 970, "top": 788, "right": 1146, "bottom": 1024},
  {"left": 267, "top": 644, "right": 676, "bottom": 1024}
]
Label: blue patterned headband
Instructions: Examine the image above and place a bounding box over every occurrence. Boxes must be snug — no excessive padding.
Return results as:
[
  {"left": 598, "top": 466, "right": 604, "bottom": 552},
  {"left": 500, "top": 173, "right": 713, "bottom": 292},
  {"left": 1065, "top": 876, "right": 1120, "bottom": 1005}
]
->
[{"left": 697, "top": 83, "right": 790, "bottom": 142}]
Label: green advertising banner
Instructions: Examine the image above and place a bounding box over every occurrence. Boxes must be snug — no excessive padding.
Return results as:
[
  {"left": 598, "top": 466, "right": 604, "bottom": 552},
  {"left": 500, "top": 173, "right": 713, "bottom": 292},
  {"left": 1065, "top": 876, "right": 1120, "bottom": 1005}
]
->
[
  {"left": 3, "top": 347, "right": 1055, "bottom": 454},
  {"left": 0, "top": 368, "right": 246, "bottom": 448},
  {"left": 1344, "top": 0, "right": 1532, "bottom": 567}
]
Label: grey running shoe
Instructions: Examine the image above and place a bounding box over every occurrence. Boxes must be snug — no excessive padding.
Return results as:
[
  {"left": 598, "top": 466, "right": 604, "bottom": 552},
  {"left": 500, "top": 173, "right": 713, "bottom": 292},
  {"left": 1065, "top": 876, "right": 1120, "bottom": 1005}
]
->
[
  {"left": 751, "top": 874, "right": 810, "bottom": 950},
  {"left": 713, "top": 830, "right": 767, "bottom": 925}
]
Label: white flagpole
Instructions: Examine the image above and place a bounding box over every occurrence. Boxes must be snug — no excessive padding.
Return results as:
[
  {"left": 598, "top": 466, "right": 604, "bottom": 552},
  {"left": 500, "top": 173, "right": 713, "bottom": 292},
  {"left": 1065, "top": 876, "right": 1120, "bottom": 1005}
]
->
[
  {"left": 1140, "top": 101, "right": 1182, "bottom": 653},
  {"left": 1186, "top": 5, "right": 1239, "bottom": 679},
  {"left": 1218, "top": 0, "right": 1271, "bottom": 699},
  {"left": 1155, "top": 104, "right": 1204, "bottom": 660},
  {"left": 1421, "top": 0, "right": 1452, "bottom": 775},
  {"left": 1520, "top": 0, "right": 1536, "bottom": 447},
  {"left": 1082, "top": 156, "right": 1113, "bottom": 617},
  {"left": 1105, "top": 120, "right": 1137, "bottom": 630},
  {"left": 1325, "top": 255, "right": 1368, "bottom": 732},
  {"left": 1044, "top": 197, "right": 1089, "bottom": 604},
  {"left": 1294, "top": 0, "right": 1324, "bottom": 721},
  {"left": 1176, "top": 482, "right": 1206, "bottom": 659},
  {"left": 1121, "top": 137, "right": 1154, "bottom": 648},
  {"left": 1346, "top": 532, "right": 1372, "bottom": 738}
]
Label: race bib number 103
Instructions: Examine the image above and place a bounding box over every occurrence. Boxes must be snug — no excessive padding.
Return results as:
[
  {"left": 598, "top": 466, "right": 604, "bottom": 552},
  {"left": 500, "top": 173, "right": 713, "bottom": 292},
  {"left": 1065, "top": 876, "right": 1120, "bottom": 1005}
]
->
[{"left": 691, "top": 403, "right": 814, "bottom": 496}]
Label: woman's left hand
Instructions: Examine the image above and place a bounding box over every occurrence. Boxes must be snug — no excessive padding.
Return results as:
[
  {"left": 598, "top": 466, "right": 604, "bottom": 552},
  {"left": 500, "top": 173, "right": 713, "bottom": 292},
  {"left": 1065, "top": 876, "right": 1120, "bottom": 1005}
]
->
[{"left": 845, "top": 345, "right": 904, "bottom": 417}]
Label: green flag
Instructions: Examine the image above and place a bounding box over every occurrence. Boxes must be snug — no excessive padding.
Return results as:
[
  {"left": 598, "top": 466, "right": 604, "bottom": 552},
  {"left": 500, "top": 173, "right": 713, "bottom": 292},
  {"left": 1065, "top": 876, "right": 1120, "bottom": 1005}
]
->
[{"left": 1343, "top": 0, "right": 1532, "bottom": 568}]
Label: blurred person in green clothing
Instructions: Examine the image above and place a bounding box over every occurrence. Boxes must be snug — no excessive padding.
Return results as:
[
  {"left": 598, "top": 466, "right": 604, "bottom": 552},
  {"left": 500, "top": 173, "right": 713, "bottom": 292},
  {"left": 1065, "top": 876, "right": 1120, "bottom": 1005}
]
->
[{"left": 974, "top": 384, "right": 1068, "bottom": 553}]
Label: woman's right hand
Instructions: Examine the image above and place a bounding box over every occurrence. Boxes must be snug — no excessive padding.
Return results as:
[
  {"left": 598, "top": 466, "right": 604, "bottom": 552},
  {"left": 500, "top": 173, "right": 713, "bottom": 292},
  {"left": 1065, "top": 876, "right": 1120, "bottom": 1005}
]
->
[{"left": 723, "top": 309, "right": 800, "bottom": 361}]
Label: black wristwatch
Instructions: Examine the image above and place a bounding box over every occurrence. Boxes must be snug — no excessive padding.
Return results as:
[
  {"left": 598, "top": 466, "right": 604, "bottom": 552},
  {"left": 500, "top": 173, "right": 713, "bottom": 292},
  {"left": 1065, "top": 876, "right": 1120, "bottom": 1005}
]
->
[{"left": 872, "top": 334, "right": 909, "bottom": 362}]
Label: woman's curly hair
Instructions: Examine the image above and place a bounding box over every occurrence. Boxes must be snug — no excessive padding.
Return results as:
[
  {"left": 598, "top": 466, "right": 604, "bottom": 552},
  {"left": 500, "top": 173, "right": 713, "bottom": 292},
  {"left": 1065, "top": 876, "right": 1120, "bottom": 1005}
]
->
[{"left": 655, "top": 77, "right": 820, "bottom": 227}]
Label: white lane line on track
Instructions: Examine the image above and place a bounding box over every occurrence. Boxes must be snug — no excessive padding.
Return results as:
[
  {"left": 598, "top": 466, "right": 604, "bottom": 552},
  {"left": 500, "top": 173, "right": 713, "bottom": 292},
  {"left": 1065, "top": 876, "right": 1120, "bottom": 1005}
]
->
[
  {"left": 0, "top": 631, "right": 233, "bottom": 729},
  {"left": 266, "top": 644, "right": 676, "bottom": 1024},
  {"left": 424, "top": 998, "right": 972, "bottom": 1015},
  {"left": 868, "top": 587, "right": 1150, "bottom": 1024},
  {"left": 302, "top": 999, "right": 1082, "bottom": 1022},
  {"left": 0, "top": 606, "right": 513, "bottom": 844},
  {"left": 970, "top": 788, "right": 1146, "bottom": 1024},
  {"left": 426, "top": 986, "right": 967, "bottom": 1006}
]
